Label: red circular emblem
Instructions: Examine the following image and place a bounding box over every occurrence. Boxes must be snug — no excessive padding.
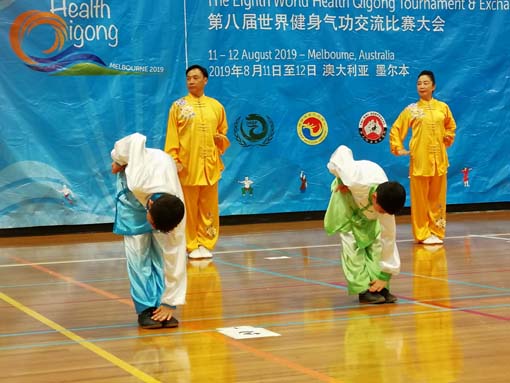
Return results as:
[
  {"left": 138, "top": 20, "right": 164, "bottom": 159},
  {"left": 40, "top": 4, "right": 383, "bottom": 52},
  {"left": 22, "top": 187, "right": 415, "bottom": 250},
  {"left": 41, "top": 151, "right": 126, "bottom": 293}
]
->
[{"left": 358, "top": 111, "right": 387, "bottom": 144}]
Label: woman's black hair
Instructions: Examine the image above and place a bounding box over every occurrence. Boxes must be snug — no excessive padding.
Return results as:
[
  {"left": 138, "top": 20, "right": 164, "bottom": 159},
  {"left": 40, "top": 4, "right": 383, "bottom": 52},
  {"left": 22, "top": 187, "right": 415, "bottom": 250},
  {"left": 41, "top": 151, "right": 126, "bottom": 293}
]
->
[{"left": 418, "top": 70, "right": 435, "bottom": 85}]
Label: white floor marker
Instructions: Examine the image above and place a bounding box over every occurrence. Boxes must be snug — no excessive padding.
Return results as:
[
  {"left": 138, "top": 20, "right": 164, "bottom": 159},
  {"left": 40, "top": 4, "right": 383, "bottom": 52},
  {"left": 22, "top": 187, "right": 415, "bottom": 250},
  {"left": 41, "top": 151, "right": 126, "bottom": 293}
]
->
[{"left": 217, "top": 326, "right": 281, "bottom": 339}]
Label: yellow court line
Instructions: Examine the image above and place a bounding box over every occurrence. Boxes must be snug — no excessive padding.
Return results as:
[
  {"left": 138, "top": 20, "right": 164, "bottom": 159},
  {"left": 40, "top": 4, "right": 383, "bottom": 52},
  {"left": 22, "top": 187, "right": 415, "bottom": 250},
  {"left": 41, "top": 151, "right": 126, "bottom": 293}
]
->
[
  {"left": 9, "top": 254, "right": 341, "bottom": 382},
  {"left": 0, "top": 291, "right": 161, "bottom": 383}
]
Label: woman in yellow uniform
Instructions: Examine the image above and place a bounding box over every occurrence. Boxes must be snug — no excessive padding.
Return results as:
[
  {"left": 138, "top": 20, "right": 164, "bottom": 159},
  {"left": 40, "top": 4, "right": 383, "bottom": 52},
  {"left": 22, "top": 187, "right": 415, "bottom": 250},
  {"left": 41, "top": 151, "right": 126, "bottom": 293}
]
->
[{"left": 389, "top": 70, "right": 456, "bottom": 245}]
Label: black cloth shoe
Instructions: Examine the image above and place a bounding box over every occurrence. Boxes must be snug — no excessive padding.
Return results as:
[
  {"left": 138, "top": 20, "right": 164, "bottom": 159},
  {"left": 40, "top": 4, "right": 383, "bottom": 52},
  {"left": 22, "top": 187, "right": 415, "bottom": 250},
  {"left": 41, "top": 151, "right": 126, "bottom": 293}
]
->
[
  {"left": 358, "top": 290, "right": 386, "bottom": 304},
  {"left": 380, "top": 288, "right": 398, "bottom": 303},
  {"left": 138, "top": 307, "right": 163, "bottom": 329},
  {"left": 162, "top": 316, "right": 179, "bottom": 328}
]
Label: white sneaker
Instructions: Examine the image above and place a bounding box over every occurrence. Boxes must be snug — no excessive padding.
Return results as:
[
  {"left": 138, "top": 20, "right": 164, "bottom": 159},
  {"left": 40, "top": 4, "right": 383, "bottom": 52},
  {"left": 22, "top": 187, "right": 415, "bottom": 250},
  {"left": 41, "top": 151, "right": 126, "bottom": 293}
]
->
[
  {"left": 421, "top": 235, "right": 443, "bottom": 245},
  {"left": 188, "top": 248, "right": 203, "bottom": 259},
  {"left": 199, "top": 246, "right": 213, "bottom": 258},
  {"left": 190, "top": 259, "right": 212, "bottom": 269},
  {"left": 423, "top": 245, "right": 442, "bottom": 252}
]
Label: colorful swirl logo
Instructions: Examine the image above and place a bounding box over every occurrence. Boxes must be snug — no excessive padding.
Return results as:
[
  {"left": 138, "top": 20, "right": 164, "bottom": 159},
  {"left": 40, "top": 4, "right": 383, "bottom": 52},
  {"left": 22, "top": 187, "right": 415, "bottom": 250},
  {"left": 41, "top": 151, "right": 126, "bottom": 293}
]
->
[
  {"left": 9, "top": 10, "right": 114, "bottom": 75},
  {"left": 297, "top": 112, "right": 328, "bottom": 145}
]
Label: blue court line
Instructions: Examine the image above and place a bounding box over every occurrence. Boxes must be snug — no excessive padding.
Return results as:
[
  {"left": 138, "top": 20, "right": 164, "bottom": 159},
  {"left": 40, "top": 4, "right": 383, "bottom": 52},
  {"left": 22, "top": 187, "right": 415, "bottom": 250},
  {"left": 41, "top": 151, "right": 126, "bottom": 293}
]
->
[
  {"left": 0, "top": 328, "right": 207, "bottom": 351},
  {"left": 215, "top": 258, "right": 510, "bottom": 294},
  {"left": 399, "top": 271, "right": 510, "bottom": 292},
  {"left": 3, "top": 257, "right": 507, "bottom": 348},
  {"left": 1, "top": 257, "right": 507, "bottom": 293},
  {"left": 0, "top": 277, "right": 129, "bottom": 289},
  {"left": 2, "top": 301, "right": 509, "bottom": 352},
  {"left": 0, "top": 308, "right": 449, "bottom": 351},
  {"left": 212, "top": 256, "right": 510, "bottom": 324},
  {"left": 262, "top": 303, "right": 510, "bottom": 329},
  {"left": 0, "top": 261, "right": 337, "bottom": 289},
  {"left": 0, "top": 323, "right": 136, "bottom": 338},
  {"left": 2, "top": 240, "right": 507, "bottom": 351},
  {"left": 214, "top": 237, "right": 510, "bottom": 294},
  {"left": 0, "top": 302, "right": 365, "bottom": 340},
  {"left": 218, "top": 237, "right": 342, "bottom": 265},
  {"left": 405, "top": 291, "right": 510, "bottom": 303},
  {"left": 0, "top": 298, "right": 424, "bottom": 342},
  {"left": 216, "top": 237, "right": 510, "bottom": 294},
  {"left": 214, "top": 258, "right": 349, "bottom": 291}
]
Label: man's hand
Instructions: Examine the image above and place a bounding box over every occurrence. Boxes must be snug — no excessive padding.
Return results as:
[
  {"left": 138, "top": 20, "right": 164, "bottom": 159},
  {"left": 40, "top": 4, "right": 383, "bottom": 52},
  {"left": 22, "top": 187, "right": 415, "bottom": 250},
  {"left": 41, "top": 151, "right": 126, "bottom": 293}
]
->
[
  {"left": 176, "top": 162, "right": 184, "bottom": 172},
  {"left": 369, "top": 279, "right": 387, "bottom": 292},
  {"left": 396, "top": 148, "right": 410, "bottom": 156},
  {"left": 151, "top": 305, "right": 174, "bottom": 322}
]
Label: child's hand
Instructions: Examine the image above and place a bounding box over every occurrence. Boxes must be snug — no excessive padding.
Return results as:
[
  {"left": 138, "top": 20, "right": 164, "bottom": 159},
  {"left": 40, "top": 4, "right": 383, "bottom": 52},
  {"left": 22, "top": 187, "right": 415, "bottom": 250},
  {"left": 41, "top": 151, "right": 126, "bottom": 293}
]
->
[
  {"left": 336, "top": 184, "right": 349, "bottom": 194},
  {"left": 151, "top": 305, "right": 174, "bottom": 322},
  {"left": 369, "top": 279, "right": 387, "bottom": 292},
  {"left": 111, "top": 162, "right": 126, "bottom": 174}
]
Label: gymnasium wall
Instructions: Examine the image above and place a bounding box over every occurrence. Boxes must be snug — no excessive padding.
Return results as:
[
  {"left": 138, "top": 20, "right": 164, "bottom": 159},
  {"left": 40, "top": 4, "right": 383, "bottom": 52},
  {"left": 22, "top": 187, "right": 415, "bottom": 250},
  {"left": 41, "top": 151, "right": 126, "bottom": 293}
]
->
[{"left": 1, "top": 0, "right": 509, "bottom": 229}]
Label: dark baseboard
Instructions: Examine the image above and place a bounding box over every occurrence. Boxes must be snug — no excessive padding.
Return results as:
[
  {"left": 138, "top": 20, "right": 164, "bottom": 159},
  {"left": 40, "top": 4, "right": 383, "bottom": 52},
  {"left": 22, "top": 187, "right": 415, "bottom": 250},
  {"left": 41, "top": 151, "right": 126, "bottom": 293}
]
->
[{"left": 0, "top": 202, "right": 508, "bottom": 238}]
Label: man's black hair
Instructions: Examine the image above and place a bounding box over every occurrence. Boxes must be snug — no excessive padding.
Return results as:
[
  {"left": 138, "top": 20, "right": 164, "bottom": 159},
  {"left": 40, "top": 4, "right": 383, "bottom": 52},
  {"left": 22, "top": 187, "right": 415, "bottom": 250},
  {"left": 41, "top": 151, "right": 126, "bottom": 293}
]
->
[
  {"left": 149, "top": 194, "right": 185, "bottom": 233},
  {"left": 375, "top": 181, "right": 406, "bottom": 215},
  {"left": 186, "top": 64, "right": 208, "bottom": 78}
]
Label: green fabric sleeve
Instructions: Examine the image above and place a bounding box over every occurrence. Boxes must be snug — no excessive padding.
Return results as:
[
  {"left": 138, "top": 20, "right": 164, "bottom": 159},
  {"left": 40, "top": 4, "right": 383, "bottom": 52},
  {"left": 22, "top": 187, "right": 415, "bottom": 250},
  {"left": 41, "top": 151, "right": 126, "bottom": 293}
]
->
[
  {"left": 324, "top": 178, "right": 354, "bottom": 235},
  {"left": 378, "top": 271, "right": 392, "bottom": 282}
]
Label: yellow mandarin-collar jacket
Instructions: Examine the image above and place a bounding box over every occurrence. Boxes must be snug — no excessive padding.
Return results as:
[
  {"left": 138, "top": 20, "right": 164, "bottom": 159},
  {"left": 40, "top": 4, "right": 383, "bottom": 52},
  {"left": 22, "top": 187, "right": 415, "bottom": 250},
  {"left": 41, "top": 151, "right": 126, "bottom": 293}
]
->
[
  {"left": 165, "top": 94, "right": 230, "bottom": 186},
  {"left": 390, "top": 98, "right": 456, "bottom": 176}
]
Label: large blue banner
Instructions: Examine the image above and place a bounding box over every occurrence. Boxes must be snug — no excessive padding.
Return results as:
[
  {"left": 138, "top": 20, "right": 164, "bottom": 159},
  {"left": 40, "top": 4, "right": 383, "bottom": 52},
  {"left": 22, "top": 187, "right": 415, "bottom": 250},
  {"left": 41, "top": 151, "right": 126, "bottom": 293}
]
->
[{"left": 1, "top": 0, "right": 509, "bottom": 228}]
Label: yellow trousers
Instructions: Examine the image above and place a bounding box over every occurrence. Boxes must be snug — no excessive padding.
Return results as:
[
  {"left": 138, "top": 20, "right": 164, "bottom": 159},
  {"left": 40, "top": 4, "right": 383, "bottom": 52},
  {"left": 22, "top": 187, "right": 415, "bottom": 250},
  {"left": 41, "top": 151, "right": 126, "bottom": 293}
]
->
[
  {"left": 182, "top": 183, "right": 219, "bottom": 252},
  {"left": 410, "top": 175, "right": 447, "bottom": 242}
]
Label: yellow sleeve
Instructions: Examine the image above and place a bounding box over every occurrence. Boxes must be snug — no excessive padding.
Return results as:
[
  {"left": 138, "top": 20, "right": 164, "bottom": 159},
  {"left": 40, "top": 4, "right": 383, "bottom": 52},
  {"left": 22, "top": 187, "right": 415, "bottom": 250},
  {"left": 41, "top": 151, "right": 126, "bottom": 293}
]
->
[
  {"left": 164, "top": 103, "right": 180, "bottom": 163},
  {"left": 443, "top": 104, "right": 456, "bottom": 147},
  {"left": 389, "top": 107, "right": 411, "bottom": 155},
  {"left": 215, "top": 104, "right": 230, "bottom": 155}
]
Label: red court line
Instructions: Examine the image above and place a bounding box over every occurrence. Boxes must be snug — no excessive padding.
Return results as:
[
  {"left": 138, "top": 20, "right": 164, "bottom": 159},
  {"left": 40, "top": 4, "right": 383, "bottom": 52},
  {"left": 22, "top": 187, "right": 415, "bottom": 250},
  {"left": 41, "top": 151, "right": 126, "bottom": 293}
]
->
[
  {"left": 417, "top": 299, "right": 509, "bottom": 321},
  {"left": 8, "top": 255, "right": 345, "bottom": 383},
  {"left": 330, "top": 281, "right": 509, "bottom": 321},
  {"left": 446, "top": 268, "right": 510, "bottom": 276},
  {"left": 10, "top": 255, "right": 133, "bottom": 307}
]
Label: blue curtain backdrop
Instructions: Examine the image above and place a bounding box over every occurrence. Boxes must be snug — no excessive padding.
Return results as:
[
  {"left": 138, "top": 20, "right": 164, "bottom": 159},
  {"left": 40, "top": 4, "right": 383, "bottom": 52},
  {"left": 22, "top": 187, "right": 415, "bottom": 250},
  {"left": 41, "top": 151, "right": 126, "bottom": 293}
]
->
[{"left": 1, "top": 0, "right": 509, "bottom": 228}]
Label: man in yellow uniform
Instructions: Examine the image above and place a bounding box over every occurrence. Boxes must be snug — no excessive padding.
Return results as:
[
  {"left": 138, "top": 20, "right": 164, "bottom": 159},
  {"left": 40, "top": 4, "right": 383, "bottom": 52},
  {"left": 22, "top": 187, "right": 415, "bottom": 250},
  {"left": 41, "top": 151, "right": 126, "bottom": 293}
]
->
[
  {"left": 165, "top": 65, "right": 230, "bottom": 259},
  {"left": 390, "top": 70, "right": 456, "bottom": 245}
]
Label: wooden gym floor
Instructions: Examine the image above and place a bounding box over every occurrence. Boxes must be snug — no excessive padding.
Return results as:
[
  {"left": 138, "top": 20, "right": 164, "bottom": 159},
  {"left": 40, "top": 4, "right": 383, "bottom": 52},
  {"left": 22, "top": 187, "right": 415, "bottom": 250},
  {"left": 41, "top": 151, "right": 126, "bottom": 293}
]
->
[{"left": 0, "top": 210, "right": 509, "bottom": 382}]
